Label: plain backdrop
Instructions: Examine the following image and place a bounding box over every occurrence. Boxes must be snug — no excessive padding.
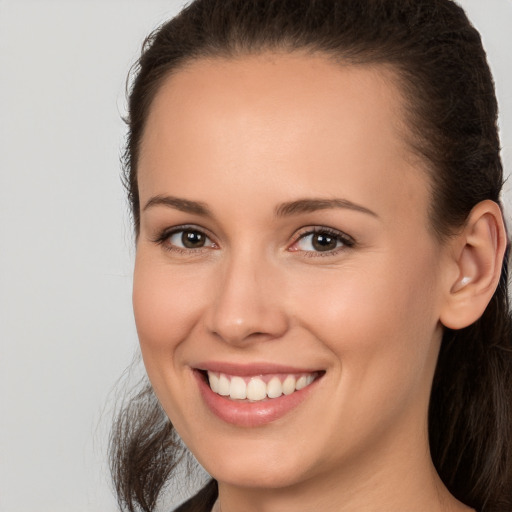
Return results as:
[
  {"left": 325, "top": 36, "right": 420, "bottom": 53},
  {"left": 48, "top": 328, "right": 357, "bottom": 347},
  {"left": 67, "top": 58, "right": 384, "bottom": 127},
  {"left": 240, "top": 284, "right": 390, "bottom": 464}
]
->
[{"left": 1, "top": 1, "right": 511, "bottom": 511}]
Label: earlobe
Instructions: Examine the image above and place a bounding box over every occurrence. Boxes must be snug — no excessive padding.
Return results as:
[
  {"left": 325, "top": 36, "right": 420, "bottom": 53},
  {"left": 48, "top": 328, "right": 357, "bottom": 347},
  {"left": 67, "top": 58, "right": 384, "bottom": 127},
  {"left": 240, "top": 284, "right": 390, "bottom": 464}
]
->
[{"left": 440, "top": 200, "right": 507, "bottom": 330}]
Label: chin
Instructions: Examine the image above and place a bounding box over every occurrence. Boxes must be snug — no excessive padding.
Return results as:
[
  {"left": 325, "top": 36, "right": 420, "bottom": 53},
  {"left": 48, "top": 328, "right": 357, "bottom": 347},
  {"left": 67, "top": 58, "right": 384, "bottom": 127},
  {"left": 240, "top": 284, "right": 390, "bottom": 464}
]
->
[
  {"left": 206, "top": 457, "right": 310, "bottom": 490},
  {"left": 184, "top": 429, "right": 322, "bottom": 490}
]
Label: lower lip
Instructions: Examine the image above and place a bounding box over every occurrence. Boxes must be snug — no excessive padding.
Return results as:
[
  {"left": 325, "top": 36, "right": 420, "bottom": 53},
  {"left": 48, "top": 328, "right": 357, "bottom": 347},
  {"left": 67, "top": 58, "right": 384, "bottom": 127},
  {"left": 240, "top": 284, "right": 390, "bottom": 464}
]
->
[{"left": 194, "top": 370, "right": 321, "bottom": 427}]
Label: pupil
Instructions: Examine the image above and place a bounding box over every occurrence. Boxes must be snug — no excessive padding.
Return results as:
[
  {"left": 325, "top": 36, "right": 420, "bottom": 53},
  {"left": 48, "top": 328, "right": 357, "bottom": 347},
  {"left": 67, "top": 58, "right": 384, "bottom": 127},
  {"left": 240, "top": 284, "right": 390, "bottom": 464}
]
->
[
  {"left": 182, "top": 230, "right": 205, "bottom": 248},
  {"left": 312, "top": 233, "right": 337, "bottom": 251}
]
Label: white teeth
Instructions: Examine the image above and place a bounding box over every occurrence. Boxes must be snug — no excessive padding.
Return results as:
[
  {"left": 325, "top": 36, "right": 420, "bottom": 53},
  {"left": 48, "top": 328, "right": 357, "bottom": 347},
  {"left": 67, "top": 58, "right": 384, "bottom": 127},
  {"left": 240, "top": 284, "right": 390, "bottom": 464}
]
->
[
  {"left": 295, "top": 375, "right": 308, "bottom": 390},
  {"left": 206, "top": 371, "right": 317, "bottom": 400},
  {"left": 266, "top": 376, "right": 283, "bottom": 398},
  {"left": 229, "top": 376, "right": 247, "bottom": 399},
  {"left": 209, "top": 372, "right": 220, "bottom": 393},
  {"left": 218, "top": 374, "right": 230, "bottom": 396},
  {"left": 247, "top": 377, "right": 267, "bottom": 401},
  {"left": 282, "top": 375, "right": 296, "bottom": 395}
]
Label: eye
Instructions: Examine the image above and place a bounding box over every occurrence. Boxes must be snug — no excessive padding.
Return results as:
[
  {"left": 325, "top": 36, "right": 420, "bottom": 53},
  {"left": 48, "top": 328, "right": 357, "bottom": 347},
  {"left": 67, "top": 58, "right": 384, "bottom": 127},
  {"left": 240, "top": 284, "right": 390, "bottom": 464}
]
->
[
  {"left": 155, "top": 226, "right": 217, "bottom": 252},
  {"left": 169, "top": 229, "right": 212, "bottom": 249},
  {"left": 290, "top": 228, "right": 354, "bottom": 254}
]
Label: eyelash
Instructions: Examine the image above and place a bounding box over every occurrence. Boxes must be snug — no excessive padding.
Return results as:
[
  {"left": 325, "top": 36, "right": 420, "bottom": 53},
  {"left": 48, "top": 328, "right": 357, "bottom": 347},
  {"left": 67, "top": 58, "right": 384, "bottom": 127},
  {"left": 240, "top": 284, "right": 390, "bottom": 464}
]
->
[
  {"left": 153, "top": 225, "right": 355, "bottom": 256},
  {"left": 153, "top": 225, "right": 217, "bottom": 255},
  {"left": 290, "top": 227, "right": 355, "bottom": 257}
]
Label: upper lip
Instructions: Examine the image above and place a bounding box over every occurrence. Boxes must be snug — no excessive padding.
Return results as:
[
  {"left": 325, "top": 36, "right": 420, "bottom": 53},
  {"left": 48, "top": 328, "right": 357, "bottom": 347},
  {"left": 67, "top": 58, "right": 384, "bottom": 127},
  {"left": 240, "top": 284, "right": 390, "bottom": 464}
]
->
[{"left": 194, "top": 361, "right": 323, "bottom": 376}]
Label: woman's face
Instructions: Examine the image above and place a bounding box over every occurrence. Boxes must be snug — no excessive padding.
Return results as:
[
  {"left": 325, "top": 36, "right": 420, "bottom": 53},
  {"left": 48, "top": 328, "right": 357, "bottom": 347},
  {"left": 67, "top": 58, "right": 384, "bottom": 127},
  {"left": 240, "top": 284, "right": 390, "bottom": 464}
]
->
[{"left": 134, "top": 54, "right": 450, "bottom": 490}]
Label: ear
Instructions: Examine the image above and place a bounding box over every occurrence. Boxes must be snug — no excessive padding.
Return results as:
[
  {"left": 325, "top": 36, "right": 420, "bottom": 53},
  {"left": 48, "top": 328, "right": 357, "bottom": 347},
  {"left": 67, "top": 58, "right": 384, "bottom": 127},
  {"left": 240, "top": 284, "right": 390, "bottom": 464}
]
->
[{"left": 440, "top": 200, "right": 508, "bottom": 330}]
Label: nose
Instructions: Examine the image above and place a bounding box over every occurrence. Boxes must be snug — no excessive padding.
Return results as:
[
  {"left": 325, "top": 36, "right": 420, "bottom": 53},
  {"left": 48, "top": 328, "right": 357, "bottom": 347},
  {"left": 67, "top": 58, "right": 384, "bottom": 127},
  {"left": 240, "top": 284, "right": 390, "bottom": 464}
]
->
[{"left": 205, "top": 250, "right": 289, "bottom": 346}]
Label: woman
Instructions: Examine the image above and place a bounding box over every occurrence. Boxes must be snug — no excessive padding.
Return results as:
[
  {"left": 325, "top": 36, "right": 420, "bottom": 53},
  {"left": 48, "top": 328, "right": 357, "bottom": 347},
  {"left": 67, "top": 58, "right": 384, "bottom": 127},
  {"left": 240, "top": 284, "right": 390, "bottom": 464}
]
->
[{"left": 110, "top": 1, "right": 512, "bottom": 511}]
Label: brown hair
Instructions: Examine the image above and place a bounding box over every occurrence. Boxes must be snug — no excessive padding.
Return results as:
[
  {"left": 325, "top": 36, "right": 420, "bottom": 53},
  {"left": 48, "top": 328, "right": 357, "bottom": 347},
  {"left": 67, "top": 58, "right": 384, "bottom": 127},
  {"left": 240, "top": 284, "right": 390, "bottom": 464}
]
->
[{"left": 110, "top": 1, "right": 512, "bottom": 511}]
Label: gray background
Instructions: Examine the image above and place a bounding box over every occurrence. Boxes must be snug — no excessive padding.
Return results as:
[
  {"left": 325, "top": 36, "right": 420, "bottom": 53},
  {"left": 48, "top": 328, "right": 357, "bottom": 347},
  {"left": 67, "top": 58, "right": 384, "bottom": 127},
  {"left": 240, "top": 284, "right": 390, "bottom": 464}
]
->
[{"left": 1, "top": 1, "right": 511, "bottom": 511}]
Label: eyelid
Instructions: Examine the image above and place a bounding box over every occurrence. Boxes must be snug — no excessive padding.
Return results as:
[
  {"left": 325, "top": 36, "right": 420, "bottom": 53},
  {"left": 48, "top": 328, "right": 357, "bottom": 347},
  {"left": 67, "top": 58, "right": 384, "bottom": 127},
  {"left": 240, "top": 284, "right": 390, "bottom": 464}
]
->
[
  {"left": 152, "top": 224, "right": 218, "bottom": 252},
  {"left": 151, "top": 224, "right": 354, "bottom": 256},
  {"left": 288, "top": 226, "right": 355, "bottom": 254}
]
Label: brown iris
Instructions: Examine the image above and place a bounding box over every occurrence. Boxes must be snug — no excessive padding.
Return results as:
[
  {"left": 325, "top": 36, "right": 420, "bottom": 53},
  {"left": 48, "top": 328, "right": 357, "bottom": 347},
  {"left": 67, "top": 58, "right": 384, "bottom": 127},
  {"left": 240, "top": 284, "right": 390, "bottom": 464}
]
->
[
  {"left": 311, "top": 232, "right": 338, "bottom": 251},
  {"left": 181, "top": 230, "right": 206, "bottom": 248}
]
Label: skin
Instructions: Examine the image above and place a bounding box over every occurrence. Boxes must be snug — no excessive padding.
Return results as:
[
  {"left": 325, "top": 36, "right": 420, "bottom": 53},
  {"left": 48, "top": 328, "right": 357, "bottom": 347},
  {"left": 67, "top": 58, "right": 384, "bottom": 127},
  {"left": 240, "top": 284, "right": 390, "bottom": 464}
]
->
[{"left": 132, "top": 53, "right": 498, "bottom": 511}]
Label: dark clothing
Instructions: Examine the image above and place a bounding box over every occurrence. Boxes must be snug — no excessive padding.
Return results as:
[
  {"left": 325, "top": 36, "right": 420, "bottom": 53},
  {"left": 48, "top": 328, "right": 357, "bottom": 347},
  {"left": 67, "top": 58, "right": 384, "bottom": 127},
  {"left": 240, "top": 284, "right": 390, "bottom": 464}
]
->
[{"left": 173, "top": 480, "right": 218, "bottom": 512}]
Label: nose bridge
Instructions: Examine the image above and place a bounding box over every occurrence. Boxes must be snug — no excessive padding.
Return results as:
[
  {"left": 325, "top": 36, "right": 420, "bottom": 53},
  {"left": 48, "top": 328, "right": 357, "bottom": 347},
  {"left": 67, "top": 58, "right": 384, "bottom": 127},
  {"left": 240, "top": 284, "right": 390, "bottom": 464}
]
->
[{"left": 206, "top": 245, "right": 288, "bottom": 345}]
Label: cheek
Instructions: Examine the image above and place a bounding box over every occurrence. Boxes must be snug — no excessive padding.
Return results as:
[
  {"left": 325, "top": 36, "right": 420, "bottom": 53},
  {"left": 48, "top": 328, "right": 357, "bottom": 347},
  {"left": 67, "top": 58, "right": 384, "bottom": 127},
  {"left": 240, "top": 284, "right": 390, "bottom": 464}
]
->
[
  {"left": 290, "top": 248, "right": 441, "bottom": 384},
  {"left": 132, "top": 253, "right": 210, "bottom": 365},
  {"left": 288, "top": 258, "right": 442, "bottom": 452}
]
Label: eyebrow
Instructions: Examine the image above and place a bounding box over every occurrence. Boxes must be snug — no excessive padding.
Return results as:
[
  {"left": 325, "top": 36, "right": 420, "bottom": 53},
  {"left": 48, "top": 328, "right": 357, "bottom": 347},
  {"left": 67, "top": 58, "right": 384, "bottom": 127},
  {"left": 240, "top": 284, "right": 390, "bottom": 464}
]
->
[
  {"left": 143, "top": 194, "right": 377, "bottom": 219},
  {"left": 275, "top": 198, "right": 378, "bottom": 218},
  {"left": 143, "top": 195, "right": 212, "bottom": 216}
]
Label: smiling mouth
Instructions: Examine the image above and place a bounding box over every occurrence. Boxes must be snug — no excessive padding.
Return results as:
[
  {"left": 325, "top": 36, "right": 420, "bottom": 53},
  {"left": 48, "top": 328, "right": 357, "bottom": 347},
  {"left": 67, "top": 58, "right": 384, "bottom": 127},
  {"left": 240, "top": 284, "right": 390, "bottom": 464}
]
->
[{"left": 205, "top": 371, "right": 321, "bottom": 401}]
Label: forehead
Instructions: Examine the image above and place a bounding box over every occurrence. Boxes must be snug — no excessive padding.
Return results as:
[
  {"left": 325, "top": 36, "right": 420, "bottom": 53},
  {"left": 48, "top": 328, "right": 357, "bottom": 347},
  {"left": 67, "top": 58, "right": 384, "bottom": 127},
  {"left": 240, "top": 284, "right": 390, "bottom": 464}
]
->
[
  {"left": 138, "top": 52, "right": 430, "bottom": 226},
  {"left": 142, "top": 53, "right": 408, "bottom": 158}
]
